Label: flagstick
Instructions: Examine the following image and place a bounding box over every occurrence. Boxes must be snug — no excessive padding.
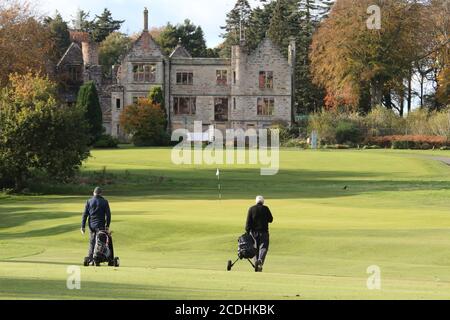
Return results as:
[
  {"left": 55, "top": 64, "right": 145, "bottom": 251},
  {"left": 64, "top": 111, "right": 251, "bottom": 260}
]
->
[{"left": 217, "top": 168, "right": 221, "bottom": 200}]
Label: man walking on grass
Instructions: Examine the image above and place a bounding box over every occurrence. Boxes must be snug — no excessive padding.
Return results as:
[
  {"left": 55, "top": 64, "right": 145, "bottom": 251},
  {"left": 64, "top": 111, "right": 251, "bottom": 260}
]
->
[
  {"left": 245, "top": 195, "right": 273, "bottom": 272},
  {"left": 81, "top": 187, "right": 112, "bottom": 264}
]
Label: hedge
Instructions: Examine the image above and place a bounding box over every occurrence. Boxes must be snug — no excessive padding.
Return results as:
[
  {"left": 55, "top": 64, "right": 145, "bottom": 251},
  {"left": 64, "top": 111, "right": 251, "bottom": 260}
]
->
[{"left": 368, "top": 135, "right": 449, "bottom": 149}]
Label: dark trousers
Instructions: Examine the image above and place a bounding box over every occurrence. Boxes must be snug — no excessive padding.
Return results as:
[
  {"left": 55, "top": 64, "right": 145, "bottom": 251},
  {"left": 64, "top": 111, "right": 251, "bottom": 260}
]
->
[
  {"left": 88, "top": 229, "right": 114, "bottom": 260},
  {"left": 250, "top": 231, "right": 270, "bottom": 265},
  {"left": 88, "top": 229, "right": 97, "bottom": 259}
]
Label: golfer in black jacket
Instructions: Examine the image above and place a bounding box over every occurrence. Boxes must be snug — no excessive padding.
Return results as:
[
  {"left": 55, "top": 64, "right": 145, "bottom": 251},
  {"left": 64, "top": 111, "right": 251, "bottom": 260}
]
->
[
  {"left": 245, "top": 196, "right": 273, "bottom": 272},
  {"left": 81, "top": 187, "right": 112, "bottom": 263}
]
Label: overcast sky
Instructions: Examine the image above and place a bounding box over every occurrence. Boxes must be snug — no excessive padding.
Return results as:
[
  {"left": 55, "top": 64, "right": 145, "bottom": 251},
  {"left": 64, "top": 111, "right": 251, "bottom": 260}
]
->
[{"left": 39, "top": 0, "right": 261, "bottom": 48}]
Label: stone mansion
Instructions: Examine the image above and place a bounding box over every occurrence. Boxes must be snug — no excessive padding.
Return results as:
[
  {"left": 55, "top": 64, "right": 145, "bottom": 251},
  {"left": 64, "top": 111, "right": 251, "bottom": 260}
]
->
[{"left": 57, "top": 8, "right": 295, "bottom": 139}]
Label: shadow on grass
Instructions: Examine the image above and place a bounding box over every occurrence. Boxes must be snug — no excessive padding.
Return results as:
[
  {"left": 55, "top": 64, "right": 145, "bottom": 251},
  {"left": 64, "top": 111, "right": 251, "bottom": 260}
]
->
[
  {"left": 0, "top": 210, "right": 80, "bottom": 230},
  {"left": 0, "top": 277, "right": 269, "bottom": 299},
  {"left": 24, "top": 167, "right": 450, "bottom": 200},
  {"left": 0, "top": 223, "right": 79, "bottom": 240},
  {"left": 0, "top": 259, "right": 81, "bottom": 266}
]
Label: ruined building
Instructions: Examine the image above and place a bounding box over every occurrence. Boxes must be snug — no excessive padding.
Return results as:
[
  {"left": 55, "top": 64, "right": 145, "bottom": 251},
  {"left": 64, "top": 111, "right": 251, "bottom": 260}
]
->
[{"left": 57, "top": 8, "right": 295, "bottom": 139}]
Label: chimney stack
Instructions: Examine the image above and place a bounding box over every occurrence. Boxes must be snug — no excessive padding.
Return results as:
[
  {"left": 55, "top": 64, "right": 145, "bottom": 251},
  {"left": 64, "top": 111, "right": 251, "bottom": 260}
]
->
[
  {"left": 144, "top": 7, "right": 149, "bottom": 31},
  {"left": 288, "top": 37, "right": 296, "bottom": 67}
]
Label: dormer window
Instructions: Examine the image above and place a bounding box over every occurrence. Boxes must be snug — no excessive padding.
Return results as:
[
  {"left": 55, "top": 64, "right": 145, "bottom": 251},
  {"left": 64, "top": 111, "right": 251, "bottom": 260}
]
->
[{"left": 133, "top": 64, "right": 156, "bottom": 83}]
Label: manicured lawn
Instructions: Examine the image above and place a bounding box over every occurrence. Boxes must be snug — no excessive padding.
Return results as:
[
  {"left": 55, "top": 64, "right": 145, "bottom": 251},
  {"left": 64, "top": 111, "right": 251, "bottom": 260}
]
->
[{"left": 0, "top": 148, "right": 449, "bottom": 299}]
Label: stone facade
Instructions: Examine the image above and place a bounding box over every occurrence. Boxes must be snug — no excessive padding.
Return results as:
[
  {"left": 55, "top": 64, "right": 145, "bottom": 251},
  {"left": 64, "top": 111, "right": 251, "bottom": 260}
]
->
[{"left": 58, "top": 9, "right": 295, "bottom": 139}]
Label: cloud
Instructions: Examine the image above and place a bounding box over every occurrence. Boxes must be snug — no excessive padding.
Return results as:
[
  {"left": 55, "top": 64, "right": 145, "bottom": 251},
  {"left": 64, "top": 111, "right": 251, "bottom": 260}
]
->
[{"left": 38, "top": 0, "right": 262, "bottom": 47}]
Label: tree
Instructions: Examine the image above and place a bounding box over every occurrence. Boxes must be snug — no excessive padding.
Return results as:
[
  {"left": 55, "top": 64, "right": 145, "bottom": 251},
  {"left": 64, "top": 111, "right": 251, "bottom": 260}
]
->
[
  {"left": 76, "top": 81, "right": 103, "bottom": 144},
  {"left": 245, "top": 2, "right": 277, "bottom": 52},
  {"left": 267, "top": 0, "right": 325, "bottom": 114},
  {"left": 426, "top": 0, "right": 449, "bottom": 109},
  {"left": 44, "top": 12, "right": 71, "bottom": 62},
  {"left": 220, "top": 0, "right": 252, "bottom": 57},
  {"left": 267, "top": 0, "right": 296, "bottom": 50},
  {"left": 148, "top": 86, "right": 165, "bottom": 108},
  {"left": 71, "top": 8, "right": 93, "bottom": 31},
  {"left": 155, "top": 20, "right": 208, "bottom": 57},
  {"left": 90, "top": 8, "right": 124, "bottom": 43},
  {"left": 119, "top": 98, "right": 169, "bottom": 146},
  {"left": 148, "top": 86, "right": 167, "bottom": 129},
  {"left": 310, "top": 0, "right": 426, "bottom": 112},
  {"left": 0, "top": 72, "right": 90, "bottom": 190},
  {"left": 99, "top": 32, "right": 132, "bottom": 76},
  {"left": 0, "top": 1, "right": 53, "bottom": 87}
]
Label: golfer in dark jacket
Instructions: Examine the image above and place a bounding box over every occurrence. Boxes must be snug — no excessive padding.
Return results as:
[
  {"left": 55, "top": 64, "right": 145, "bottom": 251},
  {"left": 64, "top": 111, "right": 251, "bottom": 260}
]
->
[
  {"left": 81, "top": 187, "right": 112, "bottom": 262},
  {"left": 245, "top": 195, "right": 273, "bottom": 272}
]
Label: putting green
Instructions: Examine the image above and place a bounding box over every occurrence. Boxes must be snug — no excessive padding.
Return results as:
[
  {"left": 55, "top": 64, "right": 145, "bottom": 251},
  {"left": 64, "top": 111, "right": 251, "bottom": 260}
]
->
[{"left": 0, "top": 148, "right": 449, "bottom": 299}]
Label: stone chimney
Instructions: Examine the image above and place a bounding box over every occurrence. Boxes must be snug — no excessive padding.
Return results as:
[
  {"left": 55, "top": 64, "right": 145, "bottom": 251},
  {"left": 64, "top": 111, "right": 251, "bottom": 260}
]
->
[
  {"left": 81, "top": 41, "right": 99, "bottom": 66},
  {"left": 144, "top": 7, "right": 149, "bottom": 31}
]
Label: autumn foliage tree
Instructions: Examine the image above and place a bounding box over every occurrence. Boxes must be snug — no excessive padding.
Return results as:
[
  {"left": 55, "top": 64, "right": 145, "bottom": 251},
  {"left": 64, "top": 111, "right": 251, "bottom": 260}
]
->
[
  {"left": 119, "top": 98, "right": 169, "bottom": 147},
  {"left": 0, "top": 73, "right": 90, "bottom": 190},
  {"left": 310, "top": 0, "right": 421, "bottom": 112},
  {"left": 0, "top": 0, "right": 54, "bottom": 87},
  {"left": 311, "top": 0, "right": 448, "bottom": 113}
]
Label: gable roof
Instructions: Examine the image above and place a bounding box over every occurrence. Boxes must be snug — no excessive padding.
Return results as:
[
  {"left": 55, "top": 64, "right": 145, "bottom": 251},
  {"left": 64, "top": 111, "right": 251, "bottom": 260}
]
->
[
  {"left": 57, "top": 42, "right": 83, "bottom": 68},
  {"left": 248, "top": 37, "right": 287, "bottom": 62},
  {"left": 170, "top": 44, "right": 192, "bottom": 58},
  {"left": 120, "top": 31, "right": 165, "bottom": 62}
]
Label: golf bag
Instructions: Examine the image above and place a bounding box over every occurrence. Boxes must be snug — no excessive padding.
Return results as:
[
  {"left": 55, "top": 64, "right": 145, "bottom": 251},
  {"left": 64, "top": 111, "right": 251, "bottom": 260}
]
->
[
  {"left": 84, "top": 230, "right": 120, "bottom": 267},
  {"left": 227, "top": 233, "right": 259, "bottom": 272},
  {"left": 238, "top": 233, "right": 256, "bottom": 259},
  {"left": 93, "top": 230, "right": 111, "bottom": 262}
]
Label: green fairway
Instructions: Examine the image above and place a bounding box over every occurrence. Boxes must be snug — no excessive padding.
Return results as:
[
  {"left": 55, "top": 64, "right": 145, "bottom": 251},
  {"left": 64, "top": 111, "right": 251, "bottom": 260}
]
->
[{"left": 1, "top": 148, "right": 450, "bottom": 300}]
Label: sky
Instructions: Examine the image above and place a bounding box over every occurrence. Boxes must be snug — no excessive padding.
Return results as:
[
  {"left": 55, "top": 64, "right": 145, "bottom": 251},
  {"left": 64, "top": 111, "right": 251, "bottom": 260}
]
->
[{"left": 39, "top": 0, "right": 261, "bottom": 48}]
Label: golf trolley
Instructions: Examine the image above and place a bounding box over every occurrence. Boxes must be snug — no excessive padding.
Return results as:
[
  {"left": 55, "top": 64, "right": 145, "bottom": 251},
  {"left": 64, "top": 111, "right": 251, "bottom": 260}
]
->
[
  {"left": 83, "top": 230, "right": 120, "bottom": 267},
  {"left": 227, "top": 233, "right": 261, "bottom": 272}
]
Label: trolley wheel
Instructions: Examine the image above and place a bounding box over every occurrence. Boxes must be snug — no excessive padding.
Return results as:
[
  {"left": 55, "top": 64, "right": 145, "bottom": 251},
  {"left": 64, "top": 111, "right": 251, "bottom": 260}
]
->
[
  {"left": 114, "top": 257, "right": 120, "bottom": 267},
  {"left": 108, "top": 260, "right": 114, "bottom": 266},
  {"left": 227, "top": 260, "right": 232, "bottom": 271},
  {"left": 94, "top": 259, "right": 101, "bottom": 267},
  {"left": 255, "top": 261, "right": 263, "bottom": 273},
  {"left": 83, "top": 257, "right": 90, "bottom": 267}
]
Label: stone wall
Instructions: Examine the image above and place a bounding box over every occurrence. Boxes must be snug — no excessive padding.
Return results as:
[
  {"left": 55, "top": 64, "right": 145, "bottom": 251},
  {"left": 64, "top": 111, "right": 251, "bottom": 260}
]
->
[{"left": 105, "top": 31, "right": 293, "bottom": 139}]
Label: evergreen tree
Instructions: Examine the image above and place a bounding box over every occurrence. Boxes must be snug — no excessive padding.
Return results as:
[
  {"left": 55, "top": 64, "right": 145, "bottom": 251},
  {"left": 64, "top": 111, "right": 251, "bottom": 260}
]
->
[
  {"left": 44, "top": 12, "right": 71, "bottom": 61},
  {"left": 90, "top": 9, "right": 124, "bottom": 42},
  {"left": 148, "top": 86, "right": 168, "bottom": 129},
  {"left": 267, "top": 0, "right": 325, "bottom": 115},
  {"left": 76, "top": 81, "right": 103, "bottom": 144},
  {"left": 155, "top": 20, "right": 208, "bottom": 57},
  {"left": 245, "top": 1, "right": 277, "bottom": 52},
  {"left": 176, "top": 20, "right": 208, "bottom": 57},
  {"left": 295, "top": 0, "right": 326, "bottom": 114},
  {"left": 220, "top": 0, "right": 252, "bottom": 57},
  {"left": 72, "top": 9, "right": 93, "bottom": 32},
  {"left": 267, "top": 0, "right": 298, "bottom": 50}
]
